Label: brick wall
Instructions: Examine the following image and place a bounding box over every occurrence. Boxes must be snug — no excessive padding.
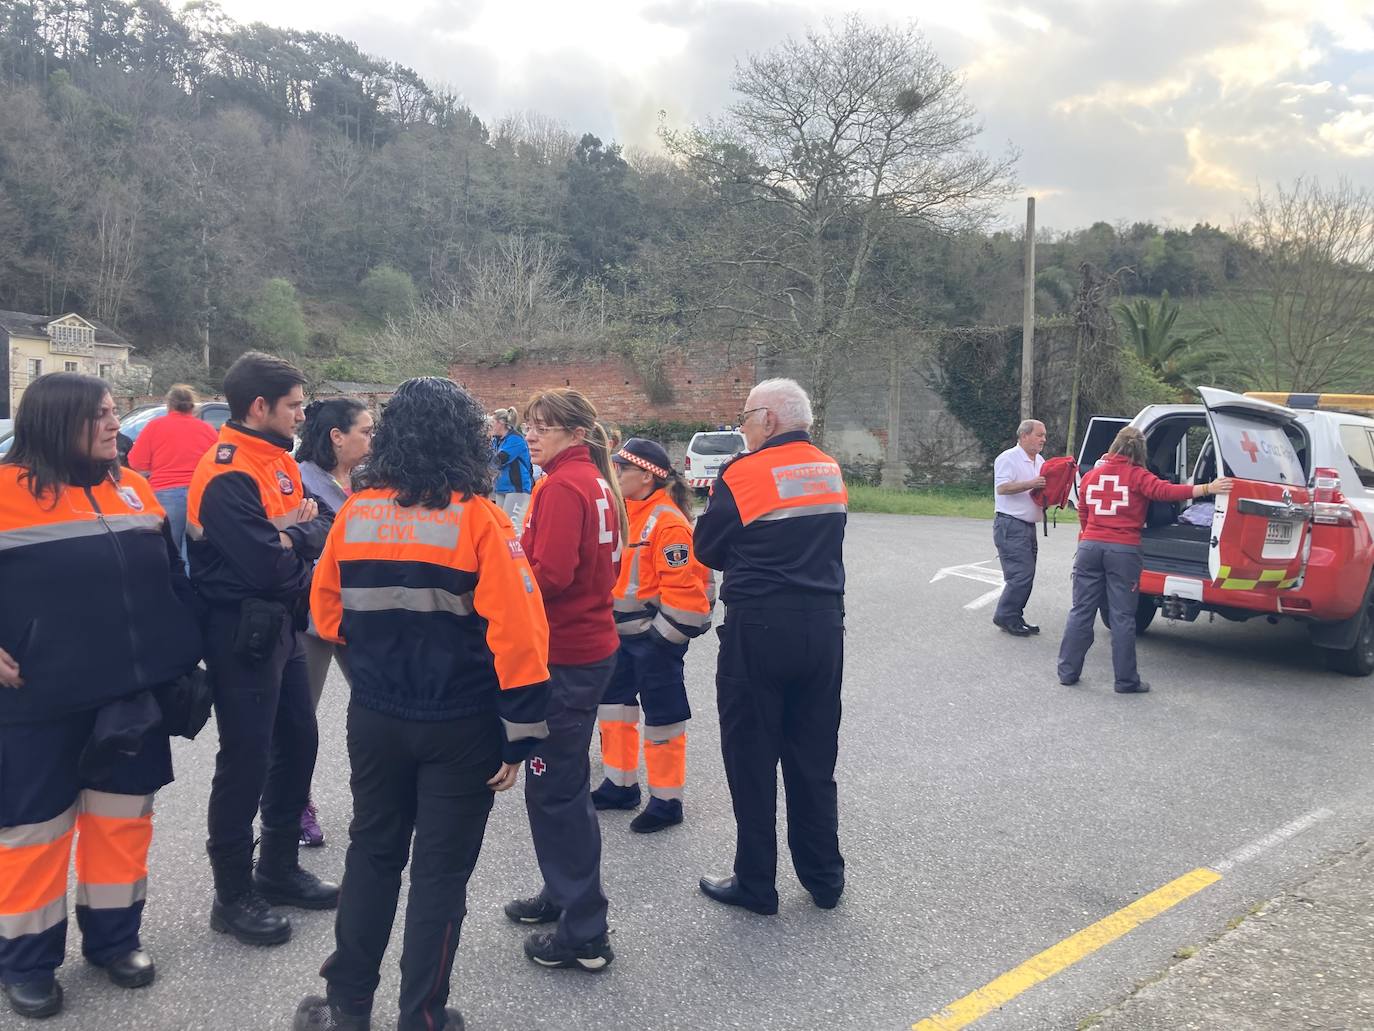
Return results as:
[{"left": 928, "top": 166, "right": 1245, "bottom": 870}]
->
[{"left": 449, "top": 347, "right": 756, "bottom": 430}]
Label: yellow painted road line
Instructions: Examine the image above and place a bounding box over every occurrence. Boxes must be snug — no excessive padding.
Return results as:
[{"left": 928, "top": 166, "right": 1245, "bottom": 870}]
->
[{"left": 913, "top": 867, "right": 1222, "bottom": 1031}]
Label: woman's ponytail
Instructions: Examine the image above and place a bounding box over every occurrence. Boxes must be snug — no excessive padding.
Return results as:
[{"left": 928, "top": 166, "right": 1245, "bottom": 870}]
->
[
  {"left": 664, "top": 470, "right": 695, "bottom": 523},
  {"left": 587, "top": 420, "right": 630, "bottom": 543}
]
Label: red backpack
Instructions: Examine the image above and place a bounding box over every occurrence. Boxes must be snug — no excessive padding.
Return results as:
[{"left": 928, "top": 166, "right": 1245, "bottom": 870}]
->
[{"left": 1030, "top": 456, "right": 1079, "bottom": 536}]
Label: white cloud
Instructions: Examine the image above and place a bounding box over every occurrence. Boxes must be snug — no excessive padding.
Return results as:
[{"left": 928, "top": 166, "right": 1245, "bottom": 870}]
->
[
  {"left": 1319, "top": 109, "right": 1374, "bottom": 155},
  {"left": 191, "top": 0, "right": 1374, "bottom": 228}
]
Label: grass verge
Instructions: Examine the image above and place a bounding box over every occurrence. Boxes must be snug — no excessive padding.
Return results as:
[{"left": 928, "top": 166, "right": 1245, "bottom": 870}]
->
[{"left": 846, "top": 484, "right": 994, "bottom": 519}]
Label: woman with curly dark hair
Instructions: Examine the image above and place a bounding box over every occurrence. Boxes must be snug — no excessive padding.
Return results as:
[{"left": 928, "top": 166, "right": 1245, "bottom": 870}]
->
[
  {"left": 295, "top": 378, "right": 551, "bottom": 1031},
  {"left": 293, "top": 397, "right": 373, "bottom": 848}
]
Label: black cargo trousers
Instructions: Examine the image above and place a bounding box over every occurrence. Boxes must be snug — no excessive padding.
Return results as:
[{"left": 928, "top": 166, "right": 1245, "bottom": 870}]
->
[
  {"left": 203, "top": 604, "right": 317, "bottom": 897},
  {"left": 715, "top": 595, "right": 845, "bottom": 909}
]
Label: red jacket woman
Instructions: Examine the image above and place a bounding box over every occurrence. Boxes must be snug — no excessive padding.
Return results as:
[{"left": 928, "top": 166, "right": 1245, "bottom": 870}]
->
[
  {"left": 504, "top": 388, "right": 624, "bottom": 973},
  {"left": 1057, "top": 427, "right": 1231, "bottom": 694}
]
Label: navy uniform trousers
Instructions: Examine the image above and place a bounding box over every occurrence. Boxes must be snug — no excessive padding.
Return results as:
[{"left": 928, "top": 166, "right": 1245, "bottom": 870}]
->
[
  {"left": 203, "top": 605, "right": 316, "bottom": 892},
  {"left": 716, "top": 596, "right": 845, "bottom": 909},
  {"left": 320, "top": 702, "right": 499, "bottom": 1031},
  {"left": 0, "top": 713, "right": 172, "bottom": 985},
  {"left": 1057, "top": 540, "right": 1145, "bottom": 690},
  {"left": 993, "top": 512, "right": 1038, "bottom": 625},
  {"left": 524, "top": 655, "right": 616, "bottom": 947}
]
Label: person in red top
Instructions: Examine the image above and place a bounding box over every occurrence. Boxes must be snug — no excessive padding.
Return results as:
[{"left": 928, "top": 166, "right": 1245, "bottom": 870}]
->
[
  {"left": 1057, "top": 426, "right": 1232, "bottom": 693},
  {"left": 127, "top": 384, "right": 218, "bottom": 566},
  {"left": 504, "top": 387, "right": 625, "bottom": 973}
]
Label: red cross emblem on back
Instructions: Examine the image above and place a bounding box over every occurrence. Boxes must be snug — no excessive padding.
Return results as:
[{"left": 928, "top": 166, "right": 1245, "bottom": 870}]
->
[
  {"left": 529, "top": 757, "right": 546, "bottom": 776},
  {"left": 1085, "top": 474, "right": 1130, "bottom": 516},
  {"left": 1239, "top": 432, "right": 1260, "bottom": 463}
]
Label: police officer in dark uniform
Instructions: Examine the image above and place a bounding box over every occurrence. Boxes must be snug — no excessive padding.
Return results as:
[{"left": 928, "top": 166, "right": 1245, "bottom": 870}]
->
[
  {"left": 185, "top": 352, "right": 337, "bottom": 946},
  {"left": 693, "top": 378, "right": 848, "bottom": 915}
]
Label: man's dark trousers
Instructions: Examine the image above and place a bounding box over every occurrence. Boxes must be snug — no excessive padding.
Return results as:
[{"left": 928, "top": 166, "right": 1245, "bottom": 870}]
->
[
  {"left": 203, "top": 607, "right": 317, "bottom": 891},
  {"left": 1057, "top": 541, "right": 1144, "bottom": 690},
  {"left": 716, "top": 596, "right": 844, "bottom": 909},
  {"left": 321, "top": 703, "right": 498, "bottom": 1031},
  {"left": 524, "top": 656, "right": 614, "bottom": 947},
  {"left": 993, "top": 512, "right": 1038, "bottom": 625}
]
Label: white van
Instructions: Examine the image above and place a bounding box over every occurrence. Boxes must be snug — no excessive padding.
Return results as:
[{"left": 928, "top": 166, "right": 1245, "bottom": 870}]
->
[{"left": 684, "top": 430, "right": 746, "bottom": 495}]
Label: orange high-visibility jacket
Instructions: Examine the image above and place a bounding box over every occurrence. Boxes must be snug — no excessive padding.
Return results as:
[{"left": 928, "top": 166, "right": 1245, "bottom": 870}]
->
[
  {"left": 613, "top": 489, "right": 714, "bottom": 645},
  {"left": 311, "top": 488, "right": 552, "bottom": 763},
  {"left": 693, "top": 432, "right": 848, "bottom": 604},
  {"left": 186, "top": 422, "right": 330, "bottom": 606},
  {"left": 0, "top": 465, "right": 202, "bottom": 723}
]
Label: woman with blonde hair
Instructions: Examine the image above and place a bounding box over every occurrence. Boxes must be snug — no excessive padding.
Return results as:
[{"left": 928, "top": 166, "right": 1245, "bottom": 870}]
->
[
  {"left": 503, "top": 387, "right": 625, "bottom": 973},
  {"left": 1058, "top": 425, "right": 1232, "bottom": 694}
]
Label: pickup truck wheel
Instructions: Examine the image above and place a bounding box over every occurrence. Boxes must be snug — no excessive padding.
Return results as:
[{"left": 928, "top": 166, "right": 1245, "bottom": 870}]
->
[
  {"left": 1136, "top": 595, "right": 1158, "bottom": 635},
  {"left": 1327, "top": 598, "right": 1374, "bottom": 677}
]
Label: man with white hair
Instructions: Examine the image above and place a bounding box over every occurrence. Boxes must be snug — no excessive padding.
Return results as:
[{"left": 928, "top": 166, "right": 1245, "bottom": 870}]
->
[
  {"left": 692, "top": 378, "right": 848, "bottom": 916},
  {"left": 992, "top": 418, "right": 1048, "bottom": 636}
]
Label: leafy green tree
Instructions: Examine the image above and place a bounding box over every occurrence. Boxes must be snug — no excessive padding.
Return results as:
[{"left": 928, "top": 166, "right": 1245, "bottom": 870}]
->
[
  {"left": 359, "top": 263, "right": 416, "bottom": 320},
  {"left": 1115, "top": 291, "right": 1219, "bottom": 390},
  {"left": 246, "top": 277, "right": 307, "bottom": 353}
]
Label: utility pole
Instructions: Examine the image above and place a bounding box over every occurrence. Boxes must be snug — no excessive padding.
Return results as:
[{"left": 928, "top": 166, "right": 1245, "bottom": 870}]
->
[
  {"left": 881, "top": 339, "right": 904, "bottom": 488},
  {"left": 1020, "top": 196, "right": 1036, "bottom": 420}
]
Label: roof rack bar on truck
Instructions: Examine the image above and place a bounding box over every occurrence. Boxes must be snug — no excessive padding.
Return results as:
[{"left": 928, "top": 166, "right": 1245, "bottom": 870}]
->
[{"left": 1245, "top": 392, "right": 1374, "bottom": 416}]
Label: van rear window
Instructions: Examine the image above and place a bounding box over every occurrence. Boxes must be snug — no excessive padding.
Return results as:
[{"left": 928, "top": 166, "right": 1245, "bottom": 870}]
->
[
  {"left": 1210, "top": 412, "right": 1305, "bottom": 484},
  {"left": 692, "top": 434, "right": 745, "bottom": 456}
]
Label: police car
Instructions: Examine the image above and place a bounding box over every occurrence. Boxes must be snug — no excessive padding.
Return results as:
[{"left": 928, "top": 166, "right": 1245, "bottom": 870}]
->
[
  {"left": 1078, "top": 388, "right": 1374, "bottom": 675},
  {"left": 684, "top": 430, "right": 746, "bottom": 495}
]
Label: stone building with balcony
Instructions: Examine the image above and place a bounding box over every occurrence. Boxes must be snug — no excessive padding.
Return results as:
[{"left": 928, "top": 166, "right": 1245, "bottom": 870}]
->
[{"left": 0, "top": 311, "right": 138, "bottom": 418}]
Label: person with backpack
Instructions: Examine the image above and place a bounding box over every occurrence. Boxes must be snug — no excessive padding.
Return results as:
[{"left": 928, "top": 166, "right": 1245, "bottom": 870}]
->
[
  {"left": 992, "top": 419, "right": 1047, "bottom": 637},
  {"left": 1057, "top": 425, "right": 1232, "bottom": 693}
]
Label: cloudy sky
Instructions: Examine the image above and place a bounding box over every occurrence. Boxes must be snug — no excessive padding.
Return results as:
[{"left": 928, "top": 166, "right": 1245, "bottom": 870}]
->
[{"left": 199, "top": 0, "right": 1374, "bottom": 232}]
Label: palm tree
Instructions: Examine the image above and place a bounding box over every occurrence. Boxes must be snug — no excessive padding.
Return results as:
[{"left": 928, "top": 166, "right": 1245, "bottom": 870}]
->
[{"left": 1115, "top": 291, "right": 1221, "bottom": 390}]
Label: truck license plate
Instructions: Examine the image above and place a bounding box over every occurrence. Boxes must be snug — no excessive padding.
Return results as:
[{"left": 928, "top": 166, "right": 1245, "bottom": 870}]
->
[{"left": 1265, "top": 520, "right": 1293, "bottom": 545}]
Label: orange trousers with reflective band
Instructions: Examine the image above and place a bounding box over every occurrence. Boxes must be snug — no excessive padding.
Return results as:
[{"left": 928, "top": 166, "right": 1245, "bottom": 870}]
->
[
  {"left": 0, "top": 789, "right": 154, "bottom": 980},
  {"left": 598, "top": 635, "right": 692, "bottom": 802}
]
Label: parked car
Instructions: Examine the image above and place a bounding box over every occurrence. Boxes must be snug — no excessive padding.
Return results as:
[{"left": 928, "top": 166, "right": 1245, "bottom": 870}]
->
[
  {"left": 1077, "top": 387, "right": 1374, "bottom": 675},
  {"left": 117, "top": 401, "right": 231, "bottom": 465},
  {"left": 684, "top": 430, "right": 747, "bottom": 495}
]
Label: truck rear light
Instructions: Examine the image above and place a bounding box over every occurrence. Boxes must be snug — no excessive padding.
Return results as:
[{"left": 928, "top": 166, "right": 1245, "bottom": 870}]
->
[
  {"left": 1311, "top": 467, "right": 1355, "bottom": 525},
  {"left": 684, "top": 455, "right": 692, "bottom": 470}
]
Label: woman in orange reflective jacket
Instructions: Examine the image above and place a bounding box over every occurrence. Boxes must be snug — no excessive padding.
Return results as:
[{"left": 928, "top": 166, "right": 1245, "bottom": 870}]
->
[
  {"left": 295, "top": 377, "right": 551, "bottom": 1031},
  {"left": 593, "top": 437, "right": 714, "bottom": 832},
  {"left": 0, "top": 374, "right": 202, "bottom": 1020}
]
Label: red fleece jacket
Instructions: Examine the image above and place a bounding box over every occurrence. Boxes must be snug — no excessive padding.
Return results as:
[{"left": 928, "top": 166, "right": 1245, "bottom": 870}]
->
[
  {"left": 1078, "top": 453, "right": 1196, "bottom": 547},
  {"left": 521, "top": 444, "right": 622, "bottom": 665}
]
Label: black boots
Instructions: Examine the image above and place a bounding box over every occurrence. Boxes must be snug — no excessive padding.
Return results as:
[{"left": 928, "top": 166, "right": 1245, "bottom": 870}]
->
[
  {"left": 210, "top": 844, "right": 291, "bottom": 946},
  {"left": 99, "top": 948, "right": 156, "bottom": 988},
  {"left": 3, "top": 977, "right": 63, "bottom": 1019},
  {"left": 253, "top": 830, "right": 340, "bottom": 911},
  {"left": 292, "top": 997, "right": 465, "bottom": 1030}
]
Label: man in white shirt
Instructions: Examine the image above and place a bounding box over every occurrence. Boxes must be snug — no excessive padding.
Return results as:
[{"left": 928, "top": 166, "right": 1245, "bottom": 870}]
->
[{"left": 992, "top": 420, "right": 1047, "bottom": 636}]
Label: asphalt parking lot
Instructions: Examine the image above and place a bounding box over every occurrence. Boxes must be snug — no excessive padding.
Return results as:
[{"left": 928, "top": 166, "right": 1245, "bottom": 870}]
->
[{"left": 22, "top": 512, "right": 1374, "bottom": 1031}]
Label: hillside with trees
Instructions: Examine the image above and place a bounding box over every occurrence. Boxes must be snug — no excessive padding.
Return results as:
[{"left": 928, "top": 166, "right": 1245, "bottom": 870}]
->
[{"left": 1, "top": 2, "right": 1370, "bottom": 450}]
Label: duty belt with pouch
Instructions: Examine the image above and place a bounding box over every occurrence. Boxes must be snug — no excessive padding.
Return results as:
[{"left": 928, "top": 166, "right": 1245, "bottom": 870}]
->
[{"left": 233, "top": 597, "right": 289, "bottom": 665}]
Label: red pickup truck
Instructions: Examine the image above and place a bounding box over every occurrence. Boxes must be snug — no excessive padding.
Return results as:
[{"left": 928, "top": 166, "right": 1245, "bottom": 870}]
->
[{"left": 1077, "top": 388, "right": 1374, "bottom": 676}]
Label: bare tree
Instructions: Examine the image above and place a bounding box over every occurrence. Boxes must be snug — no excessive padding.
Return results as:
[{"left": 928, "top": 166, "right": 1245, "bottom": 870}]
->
[
  {"left": 374, "top": 235, "right": 595, "bottom": 376},
  {"left": 661, "top": 15, "right": 1016, "bottom": 441},
  {"left": 1216, "top": 177, "right": 1374, "bottom": 392},
  {"left": 492, "top": 110, "right": 578, "bottom": 166}
]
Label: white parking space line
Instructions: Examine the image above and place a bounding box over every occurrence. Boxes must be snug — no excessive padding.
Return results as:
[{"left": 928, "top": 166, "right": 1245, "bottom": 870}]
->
[
  {"left": 964, "top": 587, "right": 1004, "bottom": 611},
  {"left": 931, "top": 560, "right": 1006, "bottom": 610},
  {"left": 1208, "top": 807, "right": 1335, "bottom": 873}
]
